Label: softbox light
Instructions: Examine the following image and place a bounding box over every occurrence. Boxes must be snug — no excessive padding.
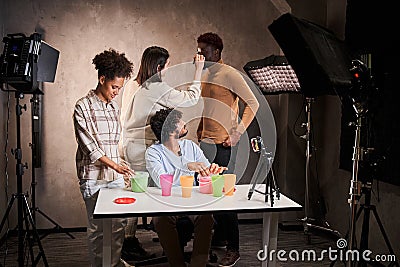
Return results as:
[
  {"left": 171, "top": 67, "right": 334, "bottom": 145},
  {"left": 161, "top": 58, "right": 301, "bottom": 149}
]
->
[
  {"left": 268, "top": 13, "right": 354, "bottom": 98},
  {"left": 243, "top": 55, "right": 301, "bottom": 95}
]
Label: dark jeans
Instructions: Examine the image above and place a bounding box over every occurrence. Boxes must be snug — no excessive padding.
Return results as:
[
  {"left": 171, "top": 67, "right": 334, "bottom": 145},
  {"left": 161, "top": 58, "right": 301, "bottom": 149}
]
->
[
  {"left": 199, "top": 142, "right": 240, "bottom": 251},
  {"left": 153, "top": 215, "right": 214, "bottom": 267}
]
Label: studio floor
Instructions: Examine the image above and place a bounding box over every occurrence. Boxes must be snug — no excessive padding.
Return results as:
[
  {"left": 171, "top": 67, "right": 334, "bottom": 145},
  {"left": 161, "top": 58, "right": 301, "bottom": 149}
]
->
[{"left": 0, "top": 221, "right": 339, "bottom": 267}]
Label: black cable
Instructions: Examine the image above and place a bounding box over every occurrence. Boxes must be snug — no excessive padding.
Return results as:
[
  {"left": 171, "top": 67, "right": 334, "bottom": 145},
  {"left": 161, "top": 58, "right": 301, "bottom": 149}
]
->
[
  {"left": 1, "top": 84, "right": 11, "bottom": 267},
  {"left": 3, "top": 88, "right": 11, "bottom": 211},
  {"left": 293, "top": 95, "right": 306, "bottom": 137}
]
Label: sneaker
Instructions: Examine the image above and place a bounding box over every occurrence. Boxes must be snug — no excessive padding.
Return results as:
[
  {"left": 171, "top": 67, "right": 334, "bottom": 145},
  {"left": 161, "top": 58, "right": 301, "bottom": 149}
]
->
[
  {"left": 218, "top": 249, "right": 240, "bottom": 267},
  {"left": 210, "top": 239, "right": 227, "bottom": 249},
  {"left": 121, "top": 237, "right": 156, "bottom": 261},
  {"left": 120, "top": 258, "right": 134, "bottom": 267}
]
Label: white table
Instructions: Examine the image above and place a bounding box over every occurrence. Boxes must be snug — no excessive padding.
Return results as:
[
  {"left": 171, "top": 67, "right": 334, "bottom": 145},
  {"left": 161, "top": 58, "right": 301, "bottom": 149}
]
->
[{"left": 93, "top": 184, "right": 302, "bottom": 266}]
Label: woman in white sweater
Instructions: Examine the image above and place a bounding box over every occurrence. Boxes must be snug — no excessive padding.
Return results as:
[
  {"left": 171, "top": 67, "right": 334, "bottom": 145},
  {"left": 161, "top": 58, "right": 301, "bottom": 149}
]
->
[
  {"left": 120, "top": 46, "right": 204, "bottom": 172},
  {"left": 119, "top": 46, "right": 204, "bottom": 260}
]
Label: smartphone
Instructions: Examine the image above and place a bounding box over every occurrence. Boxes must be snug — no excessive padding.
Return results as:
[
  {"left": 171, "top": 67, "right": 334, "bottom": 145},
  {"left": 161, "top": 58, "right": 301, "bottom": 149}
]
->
[{"left": 193, "top": 48, "right": 202, "bottom": 64}]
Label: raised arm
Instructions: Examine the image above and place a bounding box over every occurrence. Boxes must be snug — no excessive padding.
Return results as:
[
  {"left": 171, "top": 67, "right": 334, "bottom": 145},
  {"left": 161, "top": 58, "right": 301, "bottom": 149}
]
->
[{"left": 163, "top": 54, "right": 205, "bottom": 107}]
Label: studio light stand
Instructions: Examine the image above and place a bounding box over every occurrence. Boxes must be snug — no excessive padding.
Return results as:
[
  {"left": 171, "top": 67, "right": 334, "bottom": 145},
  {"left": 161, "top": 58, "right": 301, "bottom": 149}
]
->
[
  {"left": 248, "top": 136, "right": 280, "bottom": 206},
  {"left": 244, "top": 55, "right": 340, "bottom": 241},
  {"left": 341, "top": 59, "right": 399, "bottom": 267},
  {"left": 0, "top": 32, "right": 58, "bottom": 266},
  {"left": 0, "top": 92, "right": 48, "bottom": 267},
  {"left": 301, "top": 97, "right": 341, "bottom": 243},
  {"left": 332, "top": 101, "right": 399, "bottom": 267},
  {"left": 29, "top": 94, "right": 74, "bottom": 240}
]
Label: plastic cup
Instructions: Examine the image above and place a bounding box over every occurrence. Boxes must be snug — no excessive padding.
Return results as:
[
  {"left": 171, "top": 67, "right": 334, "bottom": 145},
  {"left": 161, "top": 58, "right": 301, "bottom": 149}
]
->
[
  {"left": 180, "top": 175, "right": 194, "bottom": 198},
  {"left": 131, "top": 171, "right": 149, "bottom": 193},
  {"left": 199, "top": 176, "right": 212, "bottom": 194},
  {"left": 160, "top": 174, "right": 174, "bottom": 196},
  {"left": 223, "top": 174, "right": 236, "bottom": 196},
  {"left": 211, "top": 175, "right": 225, "bottom": 197}
]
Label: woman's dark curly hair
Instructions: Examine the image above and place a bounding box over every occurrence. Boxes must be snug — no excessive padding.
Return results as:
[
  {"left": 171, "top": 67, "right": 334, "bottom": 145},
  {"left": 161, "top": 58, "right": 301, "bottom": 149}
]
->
[
  {"left": 150, "top": 108, "right": 182, "bottom": 143},
  {"left": 92, "top": 48, "right": 133, "bottom": 80},
  {"left": 135, "top": 46, "right": 169, "bottom": 86},
  {"left": 197, "top": 32, "right": 223, "bottom": 52}
]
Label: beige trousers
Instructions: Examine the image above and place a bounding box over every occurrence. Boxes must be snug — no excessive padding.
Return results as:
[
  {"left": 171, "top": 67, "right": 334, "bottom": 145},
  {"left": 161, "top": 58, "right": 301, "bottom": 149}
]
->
[{"left": 84, "top": 192, "right": 127, "bottom": 267}]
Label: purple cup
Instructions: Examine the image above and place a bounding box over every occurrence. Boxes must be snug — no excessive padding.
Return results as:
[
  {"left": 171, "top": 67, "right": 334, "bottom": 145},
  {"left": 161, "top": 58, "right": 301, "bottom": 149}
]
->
[{"left": 160, "top": 174, "right": 174, "bottom": 196}]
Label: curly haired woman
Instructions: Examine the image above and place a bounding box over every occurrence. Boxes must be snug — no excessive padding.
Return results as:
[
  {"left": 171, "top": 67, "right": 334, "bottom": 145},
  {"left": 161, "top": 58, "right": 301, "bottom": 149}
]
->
[{"left": 73, "top": 49, "right": 133, "bottom": 267}]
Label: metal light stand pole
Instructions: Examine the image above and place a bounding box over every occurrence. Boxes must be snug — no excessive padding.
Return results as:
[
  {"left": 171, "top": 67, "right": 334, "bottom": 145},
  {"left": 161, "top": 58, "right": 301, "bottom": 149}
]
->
[
  {"left": 303, "top": 97, "right": 313, "bottom": 230},
  {"left": 301, "top": 97, "right": 341, "bottom": 242},
  {"left": 346, "top": 102, "right": 364, "bottom": 267},
  {"left": 0, "top": 92, "right": 48, "bottom": 267}
]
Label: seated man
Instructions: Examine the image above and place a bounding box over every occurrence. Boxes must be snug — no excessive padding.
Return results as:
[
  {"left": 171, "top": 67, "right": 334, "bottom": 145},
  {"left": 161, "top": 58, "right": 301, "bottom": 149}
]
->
[{"left": 145, "top": 108, "right": 226, "bottom": 267}]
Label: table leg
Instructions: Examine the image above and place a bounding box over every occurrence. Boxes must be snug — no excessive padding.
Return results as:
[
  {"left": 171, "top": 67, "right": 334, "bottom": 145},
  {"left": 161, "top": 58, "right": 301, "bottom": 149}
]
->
[
  {"left": 103, "top": 218, "right": 112, "bottom": 266},
  {"left": 261, "top": 212, "right": 278, "bottom": 267}
]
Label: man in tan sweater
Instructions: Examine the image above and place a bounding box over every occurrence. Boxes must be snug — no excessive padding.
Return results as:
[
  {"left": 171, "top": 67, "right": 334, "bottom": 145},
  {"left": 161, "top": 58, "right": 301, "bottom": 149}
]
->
[{"left": 196, "top": 32, "right": 259, "bottom": 267}]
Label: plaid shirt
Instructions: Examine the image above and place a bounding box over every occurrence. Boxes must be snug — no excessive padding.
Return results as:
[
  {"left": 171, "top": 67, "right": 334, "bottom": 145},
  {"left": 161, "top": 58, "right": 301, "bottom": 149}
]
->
[{"left": 73, "top": 90, "right": 122, "bottom": 182}]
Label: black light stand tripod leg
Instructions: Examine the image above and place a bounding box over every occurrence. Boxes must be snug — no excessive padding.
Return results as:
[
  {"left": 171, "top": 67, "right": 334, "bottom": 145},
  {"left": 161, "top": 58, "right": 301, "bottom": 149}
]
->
[
  {"left": 0, "top": 195, "right": 17, "bottom": 234},
  {"left": 330, "top": 197, "right": 368, "bottom": 267},
  {"left": 359, "top": 185, "right": 398, "bottom": 267},
  {"left": 0, "top": 193, "right": 49, "bottom": 267},
  {"left": 369, "top": 207, "right": 399, "bottom": 267},
  {"left": 34, "top": 207, "right": 75, "bottom": 240},
  {"left": 22, "top": 195, "right": 48, "bottom": 267},
  {"left": 23, "top": 196, "right": 36, "bottom": 266}
]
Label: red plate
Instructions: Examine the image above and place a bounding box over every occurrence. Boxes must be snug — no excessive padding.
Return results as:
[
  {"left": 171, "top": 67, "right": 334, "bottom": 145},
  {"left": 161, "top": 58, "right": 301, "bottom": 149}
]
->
[{"left": 113, "top": 197, "right": 136, "bottom": 204}]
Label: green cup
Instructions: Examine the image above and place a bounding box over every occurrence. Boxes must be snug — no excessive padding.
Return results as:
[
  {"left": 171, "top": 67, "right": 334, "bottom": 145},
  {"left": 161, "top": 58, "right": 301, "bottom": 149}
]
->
[
  {"left": 211, "top": 175, "right": 225, "bottom": 197},
  {"left": 131, "top": 171, "right": 149, "bottom": 193}
]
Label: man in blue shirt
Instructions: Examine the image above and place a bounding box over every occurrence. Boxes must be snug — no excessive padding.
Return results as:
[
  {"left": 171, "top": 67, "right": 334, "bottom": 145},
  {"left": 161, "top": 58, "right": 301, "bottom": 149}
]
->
[{"left": 146, "top": 108, "right": 226, "bottom": 267}]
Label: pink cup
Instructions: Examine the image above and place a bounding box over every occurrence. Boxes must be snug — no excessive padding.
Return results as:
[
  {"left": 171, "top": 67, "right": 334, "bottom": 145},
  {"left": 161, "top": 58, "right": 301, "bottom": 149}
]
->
[
  {"left": 199, "top": 176, "right": 212, "bottom": 194},
  {"left": 160, "top": 174, "right": 174, "bottom": 196}
]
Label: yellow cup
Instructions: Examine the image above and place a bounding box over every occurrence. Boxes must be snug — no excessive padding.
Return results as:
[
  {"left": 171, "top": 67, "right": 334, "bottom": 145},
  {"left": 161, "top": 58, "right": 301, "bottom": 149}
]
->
[
  {"left": 180, "top": 175, "right": 194, "bottom": 198},
  {"left": 223, "top": 174, "right": 236, "bottom": 196}
]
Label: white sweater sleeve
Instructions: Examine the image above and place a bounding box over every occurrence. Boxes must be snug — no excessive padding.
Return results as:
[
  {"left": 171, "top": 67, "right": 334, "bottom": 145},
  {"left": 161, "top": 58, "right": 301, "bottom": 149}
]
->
[{"left": 163, "top": 81, "right": 201, "bottom": 108}]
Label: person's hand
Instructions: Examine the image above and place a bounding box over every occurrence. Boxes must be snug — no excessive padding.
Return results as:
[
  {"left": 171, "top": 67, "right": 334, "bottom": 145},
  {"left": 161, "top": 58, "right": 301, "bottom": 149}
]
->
[
  {"left": 193, "top": 54, "right": 205, "bottom": 70},
  {"left": 208, "top": 163, "right": 228, "bottom": 174},
  {"left": 222, "top": 130, "right": 241, "bottom": 147},
  {"left": 114, "top": 160, "right": 135, "bottom": 177},
  {"left": 118, "top": 165, "right": 135, "bottom": 188},
  {"left": 187, "top": 162, "right": 210, "bottom": 177}
]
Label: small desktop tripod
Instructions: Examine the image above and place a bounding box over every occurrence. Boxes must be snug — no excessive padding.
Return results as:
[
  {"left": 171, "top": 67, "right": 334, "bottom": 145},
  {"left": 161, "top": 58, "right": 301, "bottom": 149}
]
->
[{"left": 248, "top": 136, "right": 280, "bottom": 206}]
